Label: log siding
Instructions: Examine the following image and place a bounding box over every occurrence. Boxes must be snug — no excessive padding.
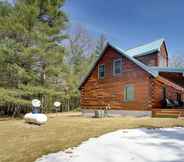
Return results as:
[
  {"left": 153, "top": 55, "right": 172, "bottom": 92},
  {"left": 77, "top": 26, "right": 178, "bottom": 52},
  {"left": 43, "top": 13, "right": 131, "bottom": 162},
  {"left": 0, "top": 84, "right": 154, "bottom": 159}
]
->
[
  {"left": 80, "top": 40, "right": 184, "bottom": 117},
  {"left": 80, "top": 47, "right": 152, "bottom": 111}
]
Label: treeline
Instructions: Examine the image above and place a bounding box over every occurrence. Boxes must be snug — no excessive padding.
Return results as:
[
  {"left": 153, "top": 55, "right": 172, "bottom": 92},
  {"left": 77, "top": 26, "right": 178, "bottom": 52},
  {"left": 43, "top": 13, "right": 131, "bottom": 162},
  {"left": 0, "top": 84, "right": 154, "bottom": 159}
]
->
[{"left": 0, "top": 0, "right": 106, "bottom": 117}]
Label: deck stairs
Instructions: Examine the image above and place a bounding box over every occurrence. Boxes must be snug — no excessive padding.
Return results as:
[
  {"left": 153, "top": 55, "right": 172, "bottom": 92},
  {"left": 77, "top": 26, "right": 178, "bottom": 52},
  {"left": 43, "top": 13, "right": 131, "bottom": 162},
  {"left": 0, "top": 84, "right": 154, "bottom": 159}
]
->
[{"left": 152, "top": 109, "right": 184, "bottom": 118}]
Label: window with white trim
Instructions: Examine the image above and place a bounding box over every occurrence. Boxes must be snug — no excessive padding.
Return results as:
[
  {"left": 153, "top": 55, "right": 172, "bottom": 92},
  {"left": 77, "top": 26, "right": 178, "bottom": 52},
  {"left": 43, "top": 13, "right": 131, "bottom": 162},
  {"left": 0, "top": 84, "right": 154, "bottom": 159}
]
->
[
  {"left": 98, "top": 64, "right": 105, "bottom": 79},
  {"left": 113, "top": 58, "right": 122, "bottom": 75},
  {"left": 124, "top": 85, "right": 135, "bottom": 102}
]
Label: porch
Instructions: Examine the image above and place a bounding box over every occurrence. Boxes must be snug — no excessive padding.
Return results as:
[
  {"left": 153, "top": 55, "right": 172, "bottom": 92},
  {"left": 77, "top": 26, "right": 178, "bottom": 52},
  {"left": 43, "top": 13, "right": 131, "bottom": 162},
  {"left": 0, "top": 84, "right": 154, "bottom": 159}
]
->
[{"left": 153, "top": 74, "right": 184, "bottom": 118}]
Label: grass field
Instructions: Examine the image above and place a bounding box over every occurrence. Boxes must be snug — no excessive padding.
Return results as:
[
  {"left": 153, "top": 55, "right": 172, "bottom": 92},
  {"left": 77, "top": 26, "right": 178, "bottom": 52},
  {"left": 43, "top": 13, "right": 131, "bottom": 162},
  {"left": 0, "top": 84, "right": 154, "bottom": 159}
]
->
[{"left": 1, "top": 112, "right": 184, "bottom": 162}]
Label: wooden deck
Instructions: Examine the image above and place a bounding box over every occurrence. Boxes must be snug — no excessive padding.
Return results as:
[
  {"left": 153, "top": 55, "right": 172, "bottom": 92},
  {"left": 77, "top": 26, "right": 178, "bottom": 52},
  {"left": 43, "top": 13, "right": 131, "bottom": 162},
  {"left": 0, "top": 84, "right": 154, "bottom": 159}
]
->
[{"left": 152, "top": 108, "right": 184, "bottom": 118}]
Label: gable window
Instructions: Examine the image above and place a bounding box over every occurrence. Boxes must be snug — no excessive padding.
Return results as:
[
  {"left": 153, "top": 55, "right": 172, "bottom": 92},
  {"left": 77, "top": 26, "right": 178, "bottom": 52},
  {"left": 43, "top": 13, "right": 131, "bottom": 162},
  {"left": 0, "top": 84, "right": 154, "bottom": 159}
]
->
[
  {"left": 124, "top": 85, "right": 135, "bottom": 102},
  {"left": 98, "top": 64, "right": 105, "bottom": 79},
  {"left": 113, "top": 59, "right": 122, "bottom": 75}
]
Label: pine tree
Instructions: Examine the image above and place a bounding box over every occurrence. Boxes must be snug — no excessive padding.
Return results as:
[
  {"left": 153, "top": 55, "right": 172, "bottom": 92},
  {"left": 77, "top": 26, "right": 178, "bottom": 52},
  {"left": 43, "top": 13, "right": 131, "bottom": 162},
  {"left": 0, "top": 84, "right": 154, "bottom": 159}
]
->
[
  {"left": 0, "top": 0, "right": 70, "bottom": 116},
  {"left": 0, "top": 1, "right": 108, "bottom": 116}
]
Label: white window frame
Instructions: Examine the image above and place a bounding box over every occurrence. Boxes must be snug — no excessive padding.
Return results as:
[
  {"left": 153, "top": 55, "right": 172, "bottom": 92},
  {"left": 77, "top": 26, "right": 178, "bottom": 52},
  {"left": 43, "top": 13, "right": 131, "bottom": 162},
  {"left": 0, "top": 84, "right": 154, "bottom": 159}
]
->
[
  {"left": 113, "top": 58, "right": 122, "bottom": 76},
  {"left": 124, "top": 84, "right": 135, "bottom": 102},
  {"left": 98, "top": 64, "right": 105, "bottom": 79}
]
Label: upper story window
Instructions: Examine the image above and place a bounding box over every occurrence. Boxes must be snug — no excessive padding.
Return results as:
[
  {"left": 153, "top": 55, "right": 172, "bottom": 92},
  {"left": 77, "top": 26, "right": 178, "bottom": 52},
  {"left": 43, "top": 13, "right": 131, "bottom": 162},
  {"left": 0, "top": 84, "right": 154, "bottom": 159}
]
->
[
  {"left": 124, "top": 85, "right": 135, "bottom": 102},
  {"left": 113, "top": 58, "right": 122, "bottom": 75},
  {"left": 98, "top": 64, "right": 105, "bottom": 79}
]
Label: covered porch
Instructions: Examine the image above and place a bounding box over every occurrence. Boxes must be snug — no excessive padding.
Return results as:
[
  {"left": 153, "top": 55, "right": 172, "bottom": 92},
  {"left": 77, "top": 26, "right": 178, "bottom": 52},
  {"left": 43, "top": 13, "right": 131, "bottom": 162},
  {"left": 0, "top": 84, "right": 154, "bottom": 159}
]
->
[{"left": 152, "top": 70, "right": 184, "bottom": 117}]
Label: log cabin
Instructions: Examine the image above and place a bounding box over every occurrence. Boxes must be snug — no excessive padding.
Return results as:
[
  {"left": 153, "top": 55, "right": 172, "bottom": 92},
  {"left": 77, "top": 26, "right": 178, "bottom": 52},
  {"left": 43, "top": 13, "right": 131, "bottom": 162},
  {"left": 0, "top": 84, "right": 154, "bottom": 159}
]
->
[{"left": 79, "top": 39, "right": 184, "bottom": 117}]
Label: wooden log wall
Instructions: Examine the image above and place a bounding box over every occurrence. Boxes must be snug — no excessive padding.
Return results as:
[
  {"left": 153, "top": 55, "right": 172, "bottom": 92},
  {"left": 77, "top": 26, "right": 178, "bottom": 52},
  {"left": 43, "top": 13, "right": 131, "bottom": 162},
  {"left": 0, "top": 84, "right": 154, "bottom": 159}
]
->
[{"left": 80, "top": 47, "right": 152, "bottom": 111}]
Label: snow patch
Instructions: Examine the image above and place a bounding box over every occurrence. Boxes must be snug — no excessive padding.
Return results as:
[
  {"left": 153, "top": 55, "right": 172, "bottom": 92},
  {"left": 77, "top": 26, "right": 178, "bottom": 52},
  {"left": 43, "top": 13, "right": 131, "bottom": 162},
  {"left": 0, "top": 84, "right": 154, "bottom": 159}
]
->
[{"left": 36, "top": 127, "right": 184, "bottom": 162}]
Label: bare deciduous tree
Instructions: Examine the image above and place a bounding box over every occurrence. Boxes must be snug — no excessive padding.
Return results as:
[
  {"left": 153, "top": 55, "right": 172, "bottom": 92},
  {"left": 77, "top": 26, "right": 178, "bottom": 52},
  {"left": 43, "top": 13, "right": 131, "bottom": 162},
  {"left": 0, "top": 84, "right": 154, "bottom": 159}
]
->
[{"left": 169, "top": 54, "right": 184, "bottom": 68}]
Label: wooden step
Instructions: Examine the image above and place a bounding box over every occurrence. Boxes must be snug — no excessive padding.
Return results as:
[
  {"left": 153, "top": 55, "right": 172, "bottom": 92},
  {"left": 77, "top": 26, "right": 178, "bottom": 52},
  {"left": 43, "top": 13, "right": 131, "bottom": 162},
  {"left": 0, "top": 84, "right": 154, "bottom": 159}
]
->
[{"left": 152, "top": 109, "right": 184, "bottom": 118}]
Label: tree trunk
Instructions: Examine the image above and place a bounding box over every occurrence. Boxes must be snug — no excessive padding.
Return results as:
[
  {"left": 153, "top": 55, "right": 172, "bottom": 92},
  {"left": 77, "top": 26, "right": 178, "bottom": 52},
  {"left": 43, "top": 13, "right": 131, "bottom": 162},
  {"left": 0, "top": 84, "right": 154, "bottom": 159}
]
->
[{"left": 41, "top": 64, "right": 46, "bottom": 85}]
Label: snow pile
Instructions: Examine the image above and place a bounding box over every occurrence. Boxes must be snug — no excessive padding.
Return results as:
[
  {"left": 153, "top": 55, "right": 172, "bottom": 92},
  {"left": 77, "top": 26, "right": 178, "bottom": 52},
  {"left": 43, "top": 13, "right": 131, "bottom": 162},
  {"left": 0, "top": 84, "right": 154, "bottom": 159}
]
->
[
  {"left": 24, "top": 113, "right": 47, "bottom": 125},
  {"left": 36, "top": 127, "right": 184, "bottom": 162}
]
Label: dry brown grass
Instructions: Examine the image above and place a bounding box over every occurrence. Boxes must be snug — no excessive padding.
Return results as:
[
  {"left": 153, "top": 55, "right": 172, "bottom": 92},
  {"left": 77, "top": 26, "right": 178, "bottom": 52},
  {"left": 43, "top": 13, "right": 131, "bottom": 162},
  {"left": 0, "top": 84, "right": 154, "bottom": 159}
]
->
[{"left": 1, "top": 112, "right": 184, "bottom": 162}]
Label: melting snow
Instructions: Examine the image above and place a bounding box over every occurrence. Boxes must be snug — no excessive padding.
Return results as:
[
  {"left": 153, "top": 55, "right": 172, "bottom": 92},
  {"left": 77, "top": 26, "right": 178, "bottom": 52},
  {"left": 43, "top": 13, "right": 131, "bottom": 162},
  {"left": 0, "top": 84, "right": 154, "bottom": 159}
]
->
[{"left": 36, "top": 127, "right": 184, "bottom": 162}]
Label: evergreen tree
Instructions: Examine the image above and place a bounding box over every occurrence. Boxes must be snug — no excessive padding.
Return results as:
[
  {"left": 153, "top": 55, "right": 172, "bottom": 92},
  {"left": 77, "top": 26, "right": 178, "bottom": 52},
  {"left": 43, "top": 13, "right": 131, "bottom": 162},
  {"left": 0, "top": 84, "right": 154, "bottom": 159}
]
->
[
  {"left": 0, "top": 1, "right": 108, "bottom": 116},
  {"left": 0, "top": 0, "right": 72, "bottom": 116}
]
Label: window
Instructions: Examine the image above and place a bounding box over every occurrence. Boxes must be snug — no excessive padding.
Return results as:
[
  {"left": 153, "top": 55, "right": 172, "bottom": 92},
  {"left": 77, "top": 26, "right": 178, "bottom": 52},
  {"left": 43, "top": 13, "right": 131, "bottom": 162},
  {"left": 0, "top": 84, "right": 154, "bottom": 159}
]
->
[
  {"left": 113, "top": 59, "right": 122, "bottom": 75},
  {"left": 98, "top": 64, "right": 105, "bottom": 79},
  {"left": 124, "top": 85, "right": 135, "bottom": 102}
]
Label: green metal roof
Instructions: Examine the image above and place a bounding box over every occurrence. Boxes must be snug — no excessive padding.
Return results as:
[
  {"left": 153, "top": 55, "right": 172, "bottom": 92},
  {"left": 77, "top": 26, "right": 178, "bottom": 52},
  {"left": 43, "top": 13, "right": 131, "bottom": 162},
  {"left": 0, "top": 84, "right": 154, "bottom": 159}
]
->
[
  {"left": 149, "top": 66, "right": 184, "bottom": 73},
  {"left": 125, "top": 38, "right": 164, "bottom": 57}
]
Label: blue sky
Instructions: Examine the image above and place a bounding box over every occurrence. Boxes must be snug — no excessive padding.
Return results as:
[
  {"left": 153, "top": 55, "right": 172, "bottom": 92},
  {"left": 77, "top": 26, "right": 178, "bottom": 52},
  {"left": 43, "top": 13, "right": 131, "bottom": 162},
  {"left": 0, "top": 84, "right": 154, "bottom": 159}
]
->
[{"left": 64, "top": 0, "right": 184, "bottom": 56}]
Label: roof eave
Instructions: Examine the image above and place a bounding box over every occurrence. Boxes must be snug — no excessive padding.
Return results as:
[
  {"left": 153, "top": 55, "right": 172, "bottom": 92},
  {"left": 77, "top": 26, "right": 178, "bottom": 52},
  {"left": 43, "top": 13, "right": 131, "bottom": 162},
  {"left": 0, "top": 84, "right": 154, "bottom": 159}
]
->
[
  {"left": 150, "top": 67, "right": 184, "bottom": 74},
  {"left": 133, "top": 49, "right": 159, "bottom": 58},
  {"left": 156, "top": 76, "right": 184, "bottom": 92}
]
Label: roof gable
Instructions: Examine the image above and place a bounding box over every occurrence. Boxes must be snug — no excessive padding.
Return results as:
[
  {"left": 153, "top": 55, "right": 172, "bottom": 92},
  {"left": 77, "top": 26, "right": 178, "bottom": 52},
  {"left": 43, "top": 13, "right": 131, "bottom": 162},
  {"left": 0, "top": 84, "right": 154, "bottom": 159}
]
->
[
  {"left": 109, "top": 44, "right": 159, "bottom": 77},
  {"left": 79, "top": 39, "right": 184, "bottom": 91},
  {"left": 125, "top": 38, "right": 164, "bottom": 57},
  {"left": 79, "top": 43, "right": 158, "bottom": 89}
]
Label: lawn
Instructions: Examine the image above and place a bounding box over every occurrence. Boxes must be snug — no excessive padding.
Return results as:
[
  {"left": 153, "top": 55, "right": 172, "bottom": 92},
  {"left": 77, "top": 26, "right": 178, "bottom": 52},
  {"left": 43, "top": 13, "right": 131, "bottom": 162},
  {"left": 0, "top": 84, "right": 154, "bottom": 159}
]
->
[{"left": 1, "top": 112, "right": 184, "bottom": 162}]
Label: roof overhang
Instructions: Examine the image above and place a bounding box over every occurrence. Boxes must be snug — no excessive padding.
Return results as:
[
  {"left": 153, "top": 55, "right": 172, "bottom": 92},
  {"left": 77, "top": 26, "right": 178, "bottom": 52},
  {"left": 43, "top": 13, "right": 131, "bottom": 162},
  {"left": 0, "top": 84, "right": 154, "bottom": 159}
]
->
[
  {"left": 150, "top": 67, "right": 184, "bottom": 74},
  {"left": 133, "top": 49, "right": 159, "bottom": 58},
  {"left": 156, "top": 76, "right": 184, "bottom": 92}
]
